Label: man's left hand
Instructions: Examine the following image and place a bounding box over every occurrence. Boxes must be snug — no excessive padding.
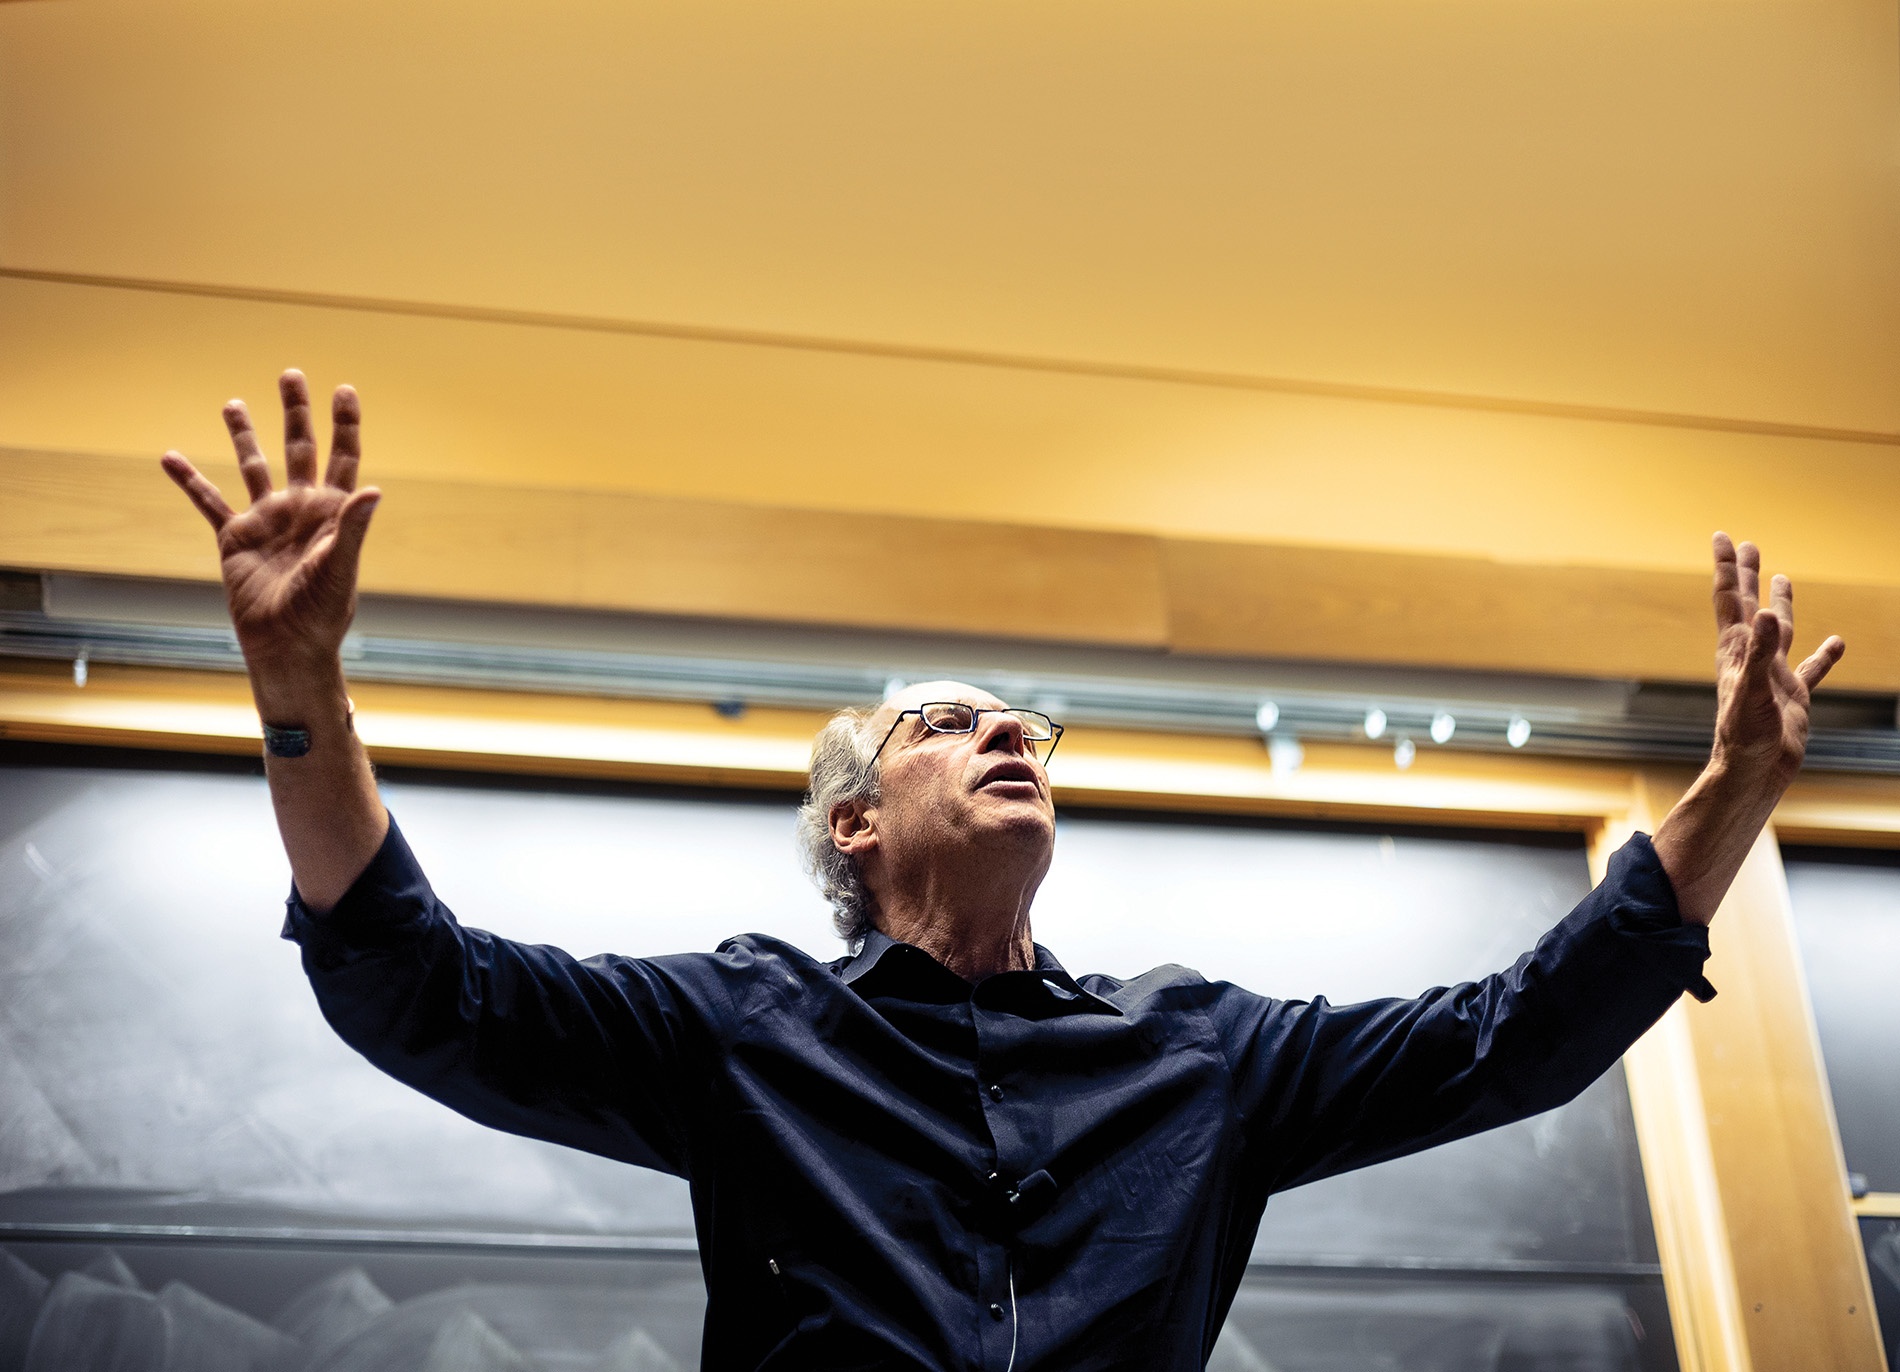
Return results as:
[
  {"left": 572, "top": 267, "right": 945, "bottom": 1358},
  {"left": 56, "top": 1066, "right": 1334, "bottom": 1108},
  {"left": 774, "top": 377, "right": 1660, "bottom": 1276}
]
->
[
  {"left": 1709, "top": 531, "right": 1844, "bottom": 790},
  {"left": 1652, "top": 535, "right": 1844, "bottom": 926}
]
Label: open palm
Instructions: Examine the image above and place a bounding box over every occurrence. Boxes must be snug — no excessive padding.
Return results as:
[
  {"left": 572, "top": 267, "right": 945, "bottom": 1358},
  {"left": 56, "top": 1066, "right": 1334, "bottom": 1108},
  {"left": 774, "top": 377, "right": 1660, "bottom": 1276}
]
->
[
  {"left": 161, "top": 371, "right": 380, "bottom": 667},
  {"left": 1709, "top": 533, "right": 1843, "bottom": 787}
]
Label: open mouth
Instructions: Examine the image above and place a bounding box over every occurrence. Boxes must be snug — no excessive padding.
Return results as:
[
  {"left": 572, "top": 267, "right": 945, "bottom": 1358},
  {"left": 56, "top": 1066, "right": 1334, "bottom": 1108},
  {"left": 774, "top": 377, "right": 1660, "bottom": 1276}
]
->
[{"left": 978, "top": 763, "right": 1041, "bottom": 793}]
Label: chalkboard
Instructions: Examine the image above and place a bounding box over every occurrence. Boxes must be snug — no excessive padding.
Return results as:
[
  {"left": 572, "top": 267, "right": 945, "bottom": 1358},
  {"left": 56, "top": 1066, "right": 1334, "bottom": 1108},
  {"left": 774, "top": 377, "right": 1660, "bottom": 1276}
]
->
[
  {"left": 1783, "top": 848, "right": 1900, "bottom": 1195},
  {"left": 0, "top": 752, "right": 1676, "bottom": 1370}
]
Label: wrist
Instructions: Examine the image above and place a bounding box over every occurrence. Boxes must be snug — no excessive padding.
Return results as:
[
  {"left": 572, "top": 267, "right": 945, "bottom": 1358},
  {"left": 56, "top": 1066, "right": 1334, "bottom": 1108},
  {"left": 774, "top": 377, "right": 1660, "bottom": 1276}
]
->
[
  {"left": 246, "top": 653, "right": 352, "bottom": 725},
  {"left": 1702, "top": 746, "right": 1790, "bottom": 806}
]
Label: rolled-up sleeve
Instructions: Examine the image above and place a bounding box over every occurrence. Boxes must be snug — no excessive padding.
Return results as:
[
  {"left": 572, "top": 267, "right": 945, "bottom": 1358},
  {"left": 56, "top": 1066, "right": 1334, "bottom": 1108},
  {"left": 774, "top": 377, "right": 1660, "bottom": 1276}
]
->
[
  {"left": 1214, "top": 832, "right": 1713, "bottom": 1193},
  {"left": 281, "top": 814, "right": 731, "bottom": 1178}
]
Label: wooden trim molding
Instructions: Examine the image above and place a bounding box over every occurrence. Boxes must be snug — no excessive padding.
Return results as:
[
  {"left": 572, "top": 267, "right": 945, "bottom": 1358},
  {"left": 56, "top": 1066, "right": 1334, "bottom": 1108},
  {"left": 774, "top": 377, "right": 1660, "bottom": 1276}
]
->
[
  {"left": 1774, "top": 774, "right": 1900, "bottom": 849},
  {"left": 1855, "top": 1194, "right": 1900, "bottom": 1221},
  {"left": 12, "top": 446, "right": 1900, "bottom": 688}
]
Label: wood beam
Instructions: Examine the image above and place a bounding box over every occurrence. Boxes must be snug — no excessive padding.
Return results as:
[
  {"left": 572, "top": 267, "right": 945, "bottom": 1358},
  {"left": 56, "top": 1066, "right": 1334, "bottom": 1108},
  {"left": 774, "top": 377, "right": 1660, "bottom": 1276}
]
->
[
  {"left": 13, "top": 445, "right": 1900, "bottom": 687},
  {"left": 1598, "top": 775, "right": 1887, "bottom": 1372},
  {"left": 0, "top": 449, "right": 1168, "bottom": 647},
  {"left": 1162, "top": 538, "right": 1713, "bottom": 681},
  {"left": 1775, "top": 774, "right": 1900, "bottom": 849}
]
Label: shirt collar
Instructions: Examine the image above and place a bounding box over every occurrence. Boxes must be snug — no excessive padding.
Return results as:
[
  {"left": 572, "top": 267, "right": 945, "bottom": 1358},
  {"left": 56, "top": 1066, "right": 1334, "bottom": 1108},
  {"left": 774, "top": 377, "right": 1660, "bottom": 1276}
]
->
[
  {"left": 836, "top": 928, "right": 1121, "bottom": 1016},
  {"left": 836, "top": 927, "right": 906, "bottom": 984}
]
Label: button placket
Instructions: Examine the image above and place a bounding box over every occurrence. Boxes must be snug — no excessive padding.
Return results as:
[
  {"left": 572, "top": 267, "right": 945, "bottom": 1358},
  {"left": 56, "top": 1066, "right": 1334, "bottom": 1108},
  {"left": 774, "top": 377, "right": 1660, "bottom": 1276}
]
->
[
  {"left": 971, "top": 1236, "right": 1015, "bottom": 1368},
  {"left": 973, "top": 1006, "right": 1026, "bottom": 1367}
]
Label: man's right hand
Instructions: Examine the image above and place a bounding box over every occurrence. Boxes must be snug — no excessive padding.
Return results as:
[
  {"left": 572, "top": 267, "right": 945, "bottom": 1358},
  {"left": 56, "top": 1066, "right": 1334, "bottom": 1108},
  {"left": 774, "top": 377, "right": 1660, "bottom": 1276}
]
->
[
  {"left": 161, "top": 368, "right": 389, "bottom": 912},
  {"left": 161, "top": 369, "right": 381, "bottom": 682}
]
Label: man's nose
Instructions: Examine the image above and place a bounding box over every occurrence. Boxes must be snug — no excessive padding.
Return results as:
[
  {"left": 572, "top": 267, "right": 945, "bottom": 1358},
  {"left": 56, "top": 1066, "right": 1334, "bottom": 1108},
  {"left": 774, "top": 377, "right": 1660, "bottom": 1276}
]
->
[{"left": 976, "top": 711, "right": 1028, "bottom": 754}]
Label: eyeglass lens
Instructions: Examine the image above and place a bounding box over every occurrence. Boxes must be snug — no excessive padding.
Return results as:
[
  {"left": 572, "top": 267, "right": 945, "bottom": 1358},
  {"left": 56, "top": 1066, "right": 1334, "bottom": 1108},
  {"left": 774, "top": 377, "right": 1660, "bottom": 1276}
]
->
[{"left": 918, "top": 703, "right": 1055, "bottom": 740}]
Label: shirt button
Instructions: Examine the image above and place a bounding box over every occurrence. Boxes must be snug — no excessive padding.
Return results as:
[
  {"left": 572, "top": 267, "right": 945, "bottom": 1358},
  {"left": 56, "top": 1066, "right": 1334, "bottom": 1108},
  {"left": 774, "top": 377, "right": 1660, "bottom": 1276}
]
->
[
  {"left": 988, "top": 1084, "right": 1004, "bottom": 1101},
  {"left": 989, "top": 1302, "right": 1006, "bottom": 1321}
]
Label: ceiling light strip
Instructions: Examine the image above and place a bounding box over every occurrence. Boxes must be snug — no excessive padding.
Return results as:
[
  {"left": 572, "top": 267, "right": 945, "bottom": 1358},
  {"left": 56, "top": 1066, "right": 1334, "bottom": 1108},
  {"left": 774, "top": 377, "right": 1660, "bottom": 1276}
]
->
[{"left": 5, "top": 611, "right": 1897, "bottom": 773}]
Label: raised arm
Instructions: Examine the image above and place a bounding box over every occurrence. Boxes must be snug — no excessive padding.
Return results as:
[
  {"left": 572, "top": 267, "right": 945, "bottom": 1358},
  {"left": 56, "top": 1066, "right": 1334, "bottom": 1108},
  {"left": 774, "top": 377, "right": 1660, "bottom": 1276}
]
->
[
  {"left": 162, "top": 369, "right": 387, "bottom": 910},
  {"left": 1653, "top": 533, "right": 1845, "bottom": 924},
  {"left": 1220, "top": 535, "right": 1843, "bottom": 1192},
  {"left": 1218, "top": 829, "right": 1710, "bottom": 1193}
]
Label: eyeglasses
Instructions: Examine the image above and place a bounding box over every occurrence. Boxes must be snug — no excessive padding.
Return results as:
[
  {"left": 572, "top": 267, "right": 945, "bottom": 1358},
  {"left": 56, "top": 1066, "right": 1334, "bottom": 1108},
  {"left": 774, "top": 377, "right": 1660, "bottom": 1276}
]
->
[{"left": 873, "top": 702, "right": 1065, "bottom": 763}]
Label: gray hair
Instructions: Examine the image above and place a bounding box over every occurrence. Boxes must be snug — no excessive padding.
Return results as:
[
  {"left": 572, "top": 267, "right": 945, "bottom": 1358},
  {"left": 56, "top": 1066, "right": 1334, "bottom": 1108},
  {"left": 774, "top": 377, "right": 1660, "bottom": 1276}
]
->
[{"left": 796, "top": 705, "right": 884, "bottom": 946}]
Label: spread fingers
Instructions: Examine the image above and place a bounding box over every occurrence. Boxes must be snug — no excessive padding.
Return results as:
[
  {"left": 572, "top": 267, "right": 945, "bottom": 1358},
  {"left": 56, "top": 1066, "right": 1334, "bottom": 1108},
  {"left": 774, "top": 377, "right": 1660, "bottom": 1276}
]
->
[
  {"left": 161, "top": 452, "right": 236, "bottom": 531},
  {"left": 1770, "top": 574, "right": 1794, "bottom": 655},
  {"left": 1711, "top": 532, "right": 1743, "bottom": 631},
  {"left": 222, "top": 399, "right": 273, "bottom": 503},
  {"left": 1736, "top": 540, "right": 1761, "bottom": 621},
  {"left": 281, "top": 369, "right": 319, "bottom": 486},
  {"left": 1796, "top": 636, "right": 1846, "bottom": 693},
  {"left": 325, "top": 385, "right": 361, "bottom": 492}
]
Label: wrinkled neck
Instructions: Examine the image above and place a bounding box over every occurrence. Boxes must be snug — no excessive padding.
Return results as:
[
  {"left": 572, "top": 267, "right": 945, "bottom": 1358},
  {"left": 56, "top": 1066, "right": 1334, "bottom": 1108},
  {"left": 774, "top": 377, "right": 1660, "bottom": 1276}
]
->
[{"left": 871, "top": 862, "right": 1039, "bottom": 982}]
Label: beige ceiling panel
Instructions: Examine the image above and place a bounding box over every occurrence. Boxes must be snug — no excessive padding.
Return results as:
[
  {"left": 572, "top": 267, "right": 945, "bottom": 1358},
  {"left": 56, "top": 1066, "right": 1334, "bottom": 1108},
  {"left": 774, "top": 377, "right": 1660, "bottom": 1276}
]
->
[{"left": 3, "top": 0, "right": 1895, "bottom": 432}]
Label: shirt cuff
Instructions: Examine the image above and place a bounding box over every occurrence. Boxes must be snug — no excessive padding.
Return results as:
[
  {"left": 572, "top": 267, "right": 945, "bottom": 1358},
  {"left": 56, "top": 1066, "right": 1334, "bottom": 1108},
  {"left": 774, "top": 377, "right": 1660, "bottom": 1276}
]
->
[
  {"left": 280, "top": 813, "right": 438, "bottom": 965},
  {"left": 1606, "top": 831, "right": 1718, "bottom": 1003}
]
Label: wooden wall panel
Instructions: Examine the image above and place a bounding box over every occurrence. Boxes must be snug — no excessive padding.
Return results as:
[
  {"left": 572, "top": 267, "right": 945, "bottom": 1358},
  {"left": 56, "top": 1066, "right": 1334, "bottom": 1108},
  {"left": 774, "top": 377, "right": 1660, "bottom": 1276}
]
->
[
  {"left": 1791, "top": 580, "right": 1900, "bottom": 701},
  {"left": 371, "top": 477, "right": 588, "bottom": 608},
  {"left": 573, "top": 491, "right": 1168, "bottom": 645},
  {"left": 1162, "top": 538, "right": 1718, "bottom": 682},
  {"left": 0, "top": 448, "right": 1169, "bottom": 647},
  {"left": 15, "top": 446, "right": 1900, "bottom": 683},
  {"left": 0, "top": 449, "right": 223, "bottom": 584}
]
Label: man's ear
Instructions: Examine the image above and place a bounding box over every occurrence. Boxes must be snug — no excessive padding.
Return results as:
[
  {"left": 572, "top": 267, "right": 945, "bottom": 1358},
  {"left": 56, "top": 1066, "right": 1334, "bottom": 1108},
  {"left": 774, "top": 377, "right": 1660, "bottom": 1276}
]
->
[{"left": 829, "top": 798, "right": 878, "bottom": 858}]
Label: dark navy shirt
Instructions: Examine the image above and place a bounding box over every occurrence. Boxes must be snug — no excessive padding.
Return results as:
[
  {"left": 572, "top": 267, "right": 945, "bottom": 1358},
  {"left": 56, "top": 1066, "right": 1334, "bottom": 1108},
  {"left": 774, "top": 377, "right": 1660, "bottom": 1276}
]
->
[{"left": 282, "top": 817, "right": 1714, "bottom": 1371}]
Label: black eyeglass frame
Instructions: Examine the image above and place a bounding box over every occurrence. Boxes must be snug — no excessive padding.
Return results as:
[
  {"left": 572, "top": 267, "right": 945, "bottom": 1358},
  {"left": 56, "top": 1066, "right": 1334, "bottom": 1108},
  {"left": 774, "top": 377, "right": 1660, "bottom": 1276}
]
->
[{"left": 872, "top": 702, "right": 1065, "bottom": 765}]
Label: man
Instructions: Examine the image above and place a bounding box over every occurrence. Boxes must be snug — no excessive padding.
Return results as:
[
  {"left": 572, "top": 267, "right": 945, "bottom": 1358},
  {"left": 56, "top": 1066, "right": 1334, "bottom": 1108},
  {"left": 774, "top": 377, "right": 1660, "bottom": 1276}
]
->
[{"left": 162, "top": 371, "right": 1843, "bottom": 1371}]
